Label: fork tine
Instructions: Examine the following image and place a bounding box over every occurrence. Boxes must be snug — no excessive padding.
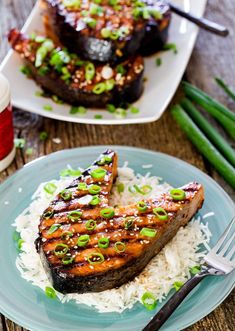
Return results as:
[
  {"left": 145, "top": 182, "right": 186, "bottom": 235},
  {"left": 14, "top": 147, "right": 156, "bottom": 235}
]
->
[
  {"left": 212, "top": 217, "right": 235, "bottom": 253},
  {"left": 227, "top": 246, "right": 235, "bottom": 260},
  {"left": 219, "top": 231, "right": 235, "bottom": 256}
]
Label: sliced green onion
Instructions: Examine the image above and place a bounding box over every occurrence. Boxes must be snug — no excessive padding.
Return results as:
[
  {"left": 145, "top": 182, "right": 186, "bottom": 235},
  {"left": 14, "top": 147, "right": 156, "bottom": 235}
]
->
[
  {"left": 20, "top": 65, "right": 31, "bottom": 76},
  {"left": 134, "top": 184, "right": 152, "bottom": 195},
  {"left": 60, "top": 168, "right": 81, "bottom": 177},
  {"left": 77, "top": 182, "right": 87, "bottom": 190},
  {"left": 39, "top": 131, "right": 48, "bottom": 141},
  {"left": 17, "top": 239, "right": 24, "bottom": 250},
  {"left": 85, "top": 62, "right": 95, "bottom": 81},
  {"left": 61, "top": 231, "right": 73, "bottom": 240},
  {"left": 43, "top": 210, "right": 54, "bottom": 219},
  {"left": 54, "top": 243, "right": 69, "bottom": 256},
  {"left": 190, "top": 265, "right": 201, "bottom": 275},
  {"left": 110, "top": 30, "right": 119, "bottom": 40},
  {"left": 35, "top": 39, "right": 54, "bottom": 67},
  {"left": 97, "top": 155, "right": 112, "bottom": 165},
  {"left": 90, "top": 195, "right": 101, "bottom": 205},
  {"left": 98, "top": 237, "right": 110, "bottom": 249},
  {"left": 25, "top": 147, "right": 33, "bottom": 156},
  {"left": 88, "top": 184, "right": 101, "bottom": 195},
  {"left": 116, "top": 64, "right": 126, "bottom": 75},
  {"left": 62, "top": 256, "right": 74, "bottom": 265},
  {"left": 60, "top": 189, "right": 72, "bottom": 201},
  {"left": 163, "top": 43, "right": 178, "bottom": 54},
  {"left": 70, "top": 106, "right": 87, "bottom": 115},
  {"left": 130, "top": 106, "right": 139, "bottom": 114},
  {"left": 101, "top": 28, "right": 111, "bottom": 38},
  {"left": 100, "top": 208, "right": 115, "bottom": 219},
  {"left": 68, "top": 210, "right": 82, "bottom": 222},
  {"left": 124, "top": 217, "right": 135, "bottom": 230},
  {"left": 128, "top": 186, "right": 137, "bottom": 194},
  {"left": 105, "top": 79, "right": 115, "bottom": 91},
  {"left": 141, "top": 292, "right": 157, "bottom": 311},
  {"left": 45, "top": 286, "right": 56, "bottom": 299},
  {"left": 52, "top": 95, "right": 64, "bottom": 104},
  {"left": 77, "top": 234, "right": 90, "bottom": 247},
  {"left": 44, "top": 182, "right": 57, "bottom": 195},
  {"left": 43, "top": 104, "right": 53, "bottom": 111},
  {"left": 14, "top": 138, "right": 25, "bottom": 149},
  {"left": 94, "top": 114, "right": 103, "bottom": 119},
  {"left": 83, "top": 17, "right": 97, "bottom": 28},
  {"left": 140, "top": 228, "right": 157, "bottom": 237},
  {"left": 90, "top": 168, "right": 107, "bottom": 179},
  {"left": 173, "top": 281, "right": 184, "bottom": 291},
  {"left": 106, "top": 104, "right": 116, "bottom": 113},
  {"left": 114, "top": 241, "right": 126, "bottom": 253},
  {"left": 153, "top": 207, "right": 169, "bottom": 221},
  {"left": 117, "top": 183, "right": 125, "bottom": 193},
  {"left": 170, "top": 188, "right": 186, "bottom": 201},
  {"left": 13, "top": 230, "right": 20, "bottom": 242},
  {"left": 85, "top": 219, "right": 97, "bottom": 231},
  {"left": 93, "top": 82, "right": 106, "bottom": 94},
  {"left": 156, "top": 58, "right": 162, "bottom": 67},
  {"left": 87, "top": 252, "right": 105, "bottom": 264},
  {"left": 137, "top": 201, "right": 147, "bottom": 212},
  {"left": 50, "top": 50, "right": 70, "bottom": 67},
  {"left": 62, "top": 0, "right": 81, "bottom": 9},
  {"left": 47, "top": 224, "right": 61, "bottom": 234}
]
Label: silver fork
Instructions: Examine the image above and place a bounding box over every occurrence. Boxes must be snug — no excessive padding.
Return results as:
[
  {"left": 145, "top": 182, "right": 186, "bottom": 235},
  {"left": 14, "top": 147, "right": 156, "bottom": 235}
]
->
[{"left": 142, "top": 217, "right": 235, "bottom": 331}]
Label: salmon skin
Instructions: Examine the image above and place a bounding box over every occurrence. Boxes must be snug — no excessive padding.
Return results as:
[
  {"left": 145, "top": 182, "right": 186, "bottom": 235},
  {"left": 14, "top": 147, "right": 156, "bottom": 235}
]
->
[{"left": 36, "top": 150, "right": 204, "bottom": 294}]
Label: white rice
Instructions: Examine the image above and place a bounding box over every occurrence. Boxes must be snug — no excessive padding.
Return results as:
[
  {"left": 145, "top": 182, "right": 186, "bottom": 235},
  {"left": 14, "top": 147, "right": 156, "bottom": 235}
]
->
[{"left": 13, "top": 165, "right": 212, "bottom": 313}]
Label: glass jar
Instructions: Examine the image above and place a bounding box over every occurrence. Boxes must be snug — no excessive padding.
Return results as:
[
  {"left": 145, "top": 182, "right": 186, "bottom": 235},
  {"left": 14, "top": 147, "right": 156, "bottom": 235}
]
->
[{"left": 0, "top": 73, "right": 15, "bottom": 172}]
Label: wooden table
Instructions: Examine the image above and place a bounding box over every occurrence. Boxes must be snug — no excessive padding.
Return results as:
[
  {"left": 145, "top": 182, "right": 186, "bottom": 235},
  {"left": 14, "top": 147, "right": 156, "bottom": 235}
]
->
[{"left": 0, "top": 0, "right": 234, "bottom": 330}]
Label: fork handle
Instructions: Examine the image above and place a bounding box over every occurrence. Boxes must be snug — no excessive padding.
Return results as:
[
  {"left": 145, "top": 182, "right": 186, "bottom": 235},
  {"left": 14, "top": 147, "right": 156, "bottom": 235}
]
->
[{"left": 142, "top": 271, "right": 208, "bottom": 331}]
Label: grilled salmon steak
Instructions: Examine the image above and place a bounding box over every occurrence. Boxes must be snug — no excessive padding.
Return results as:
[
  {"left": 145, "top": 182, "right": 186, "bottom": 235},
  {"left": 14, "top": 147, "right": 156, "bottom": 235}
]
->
[
  {"left": 36, "top": 150, "right": 204, "bottom": 294},
  {"left": 42, "top": 0, "right": 171, "bottom": 63},
  {"left": 8, "top": 29, "right": 144, "bottom": 107}
]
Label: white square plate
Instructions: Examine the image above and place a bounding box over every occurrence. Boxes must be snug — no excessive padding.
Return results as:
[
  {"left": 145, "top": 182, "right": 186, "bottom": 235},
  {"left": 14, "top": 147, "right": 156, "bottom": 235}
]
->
[{"left": 0, "top": 0, "right": 206, "bottom": 125}]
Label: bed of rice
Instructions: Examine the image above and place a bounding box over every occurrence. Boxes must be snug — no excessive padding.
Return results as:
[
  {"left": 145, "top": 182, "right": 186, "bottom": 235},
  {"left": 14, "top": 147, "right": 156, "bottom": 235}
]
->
[{"left": 13, "top": 164, "right": 212, "bottom": 313}]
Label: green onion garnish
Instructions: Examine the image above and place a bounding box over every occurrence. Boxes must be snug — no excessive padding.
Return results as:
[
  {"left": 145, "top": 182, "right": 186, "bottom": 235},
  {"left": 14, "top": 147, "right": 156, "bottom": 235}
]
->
[
  {"left": 13, "top": 230, "right": 20, "bottom": 242},
  {"left": 43, "top": 210, "right": 54, "bottom": 219},
  {"left": 105, "top": 79, "right": 115, "bottom": 91},
  {"left": 78, "top": 182, "right": 87, "bottom": 190},
  {"left": 62, "top": 0, "right": 81, "bottom": 9},
  {"left": 134, "top": 185, "right": 152, "bottom": 195},
  {"left": 54, "top": 243, "right": 69, "bottom": 256},
  {"left": 153, "top": 207, "right": 169, "bottom": 221},
  {"left": 93, "top": 82, "right": 106, "bottom": 94},
  {"left": 25, "top": 147, "right": 33, "bottom": 156},
  {"left": 85, "top": 219, "right": 97, "bottom": 231},
  {"left": 83, "top": 17, "right": 97, "bottom": 28},
  {"left": 47, "top": 224, "right": 61, "bottom": 234},
  {"left": 141, "top": 292, "right": 157, "bottom": 311},
  {"left": 39, "top": 131, "right": 48, "bottom": 141},
  {"left": 97, "top": 155, "right": 112, "bottom": 165},
  {"left": 43, "top": 105, "right": 53, "bottom": 111},
  {"left": 62, "top": 256, "right": 74, "bottom": 265},
  {"left": 117, "top": 183, "right": 124, "bottom": 193},
  {"left": 17, "top": 239, "right": 24, "bottom": 251},
  {"left": 45, "top": 286, "right": 56, "bottom": 299},
  {"left": 94, "top": 114, "right": 103, "bottom": 119},
  {"left": 20, "top": 65, "right": 31, "bottom": 76},
  {"left": 70, "top": 106, "right": 87, "bottom": 114},
  {"left": 137, "top": 201, "right": 147, "bottom": 212},
  {"left": 106, "top": 104, "right": 116, "bottom": 113},
  {"left": 35, "top": 39, "right": 54, "bottom": 67},
  {"left": 124, "top": 217, "right": 134, "bottom": 230},
  {"left": 85, "top": 62, "right": 95, "bottom": 81},
  {"left": 68, "top": 210, "right": 82, "bottom": 222},
  {"left": 100, "top": 208, "right": 115, "bottom": 219},
  {"left": 116, "top": 64, "right": 126, "bottom": 75},
  {"left": 156, "top": 58, "right": 162, "bottom": 67},
  {"left": 130, "top": 106, "right": 139, "bottom": 114},
  {"left": 173, "top": 281, "right": 184, "bottom": 291},
  {"left": 61, "top": 231, "right": 73, "bottom": 240},
  {"left": 101, "top": 28, "right": 111, "bottom": 38},
  {"left": 98, "top": 237, "right": 110, "bottom": 249},
  {"left": 60, "top": 189, "right": 72, "bottom": 201},
  {"left": 163, "top": 43, "right": 178, "bottom": 54},
  {"left": 90, "top": 168, "right": 107, "bottom": 179},
  {"left": 87, "top": 252, "right": 105, "bottom": 264},
  {"left": 90, "top": 195, "right": 101, "bottom": 205},
  {"left": 14, "top": 138, "right": 26, "bottom": 149},
  {"left": 77, "top": 234, "right": 90, "bottom": 247},
  {"left": 110, "top": 30, "right": 119, "bottom": 40},
  {"left": 44, "top": 182, "right": 57, "bottom": 195},
  {"left": 88, "top": 184, "right": 101, "bottom": 195},
  {"left": 140, "top": 228, "right": 157, "bottom": 237},
  {"left": 60, "top": 168, "right": 81, "bottom": 177},
  {"left": 190, "top": 265, "right": 201, "bottom": 275},
  {"left": 114, "top": 241, "right": 126, "bottom": 253},
  {"left": 170, "top": 188, "right": 186, "bottom": 201}
]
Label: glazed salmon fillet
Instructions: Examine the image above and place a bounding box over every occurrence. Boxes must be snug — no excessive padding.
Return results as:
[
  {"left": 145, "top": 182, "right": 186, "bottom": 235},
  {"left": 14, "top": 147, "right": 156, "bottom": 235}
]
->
[{"left": 36, "top": 150, "right": 204, "bottom": 293}]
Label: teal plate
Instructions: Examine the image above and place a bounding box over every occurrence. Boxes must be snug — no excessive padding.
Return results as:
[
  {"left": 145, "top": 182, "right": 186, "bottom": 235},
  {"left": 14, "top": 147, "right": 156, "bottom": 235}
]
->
[{"left": 0, "top": 146, "right": 234, "bottom": 331}]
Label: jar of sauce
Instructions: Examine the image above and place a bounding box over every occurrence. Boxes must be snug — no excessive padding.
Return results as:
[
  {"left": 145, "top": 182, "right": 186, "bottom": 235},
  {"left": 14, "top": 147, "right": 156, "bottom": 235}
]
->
[{"left": 0, "top": 73, "right": 15, "bottom": 171}]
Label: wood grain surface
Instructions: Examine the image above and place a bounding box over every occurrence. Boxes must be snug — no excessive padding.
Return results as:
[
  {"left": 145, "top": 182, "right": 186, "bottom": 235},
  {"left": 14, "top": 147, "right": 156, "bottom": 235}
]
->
[{"left": 0, "top": 0, "right": 234, "bottom": 330}]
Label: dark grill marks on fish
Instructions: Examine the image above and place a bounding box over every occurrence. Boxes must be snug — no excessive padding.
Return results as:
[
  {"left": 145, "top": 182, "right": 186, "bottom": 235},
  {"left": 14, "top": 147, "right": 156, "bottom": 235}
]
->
[{"left": 36, "top": 150, "right": 204, "bottom": 293}]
